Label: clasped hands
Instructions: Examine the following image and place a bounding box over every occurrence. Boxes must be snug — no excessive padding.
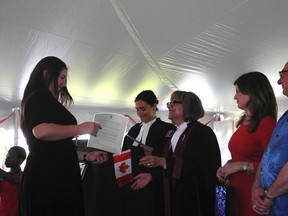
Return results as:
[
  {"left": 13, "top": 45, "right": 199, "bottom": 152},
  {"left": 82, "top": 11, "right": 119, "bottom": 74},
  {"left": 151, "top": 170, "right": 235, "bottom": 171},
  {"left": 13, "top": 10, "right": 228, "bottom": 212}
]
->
[{"left": 251, "top": 186, "right": 272, "bottom": 215}]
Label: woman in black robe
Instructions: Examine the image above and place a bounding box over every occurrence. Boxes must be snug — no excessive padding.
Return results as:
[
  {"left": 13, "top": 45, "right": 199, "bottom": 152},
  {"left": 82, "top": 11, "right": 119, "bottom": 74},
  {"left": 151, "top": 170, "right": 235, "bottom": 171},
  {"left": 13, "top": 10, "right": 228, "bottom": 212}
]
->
[
  {"left": 85, "top": 90, "right": 175, "bottom": 216},
  {"left": 140, "top": 90, "right": 221, "bottom": 216}
]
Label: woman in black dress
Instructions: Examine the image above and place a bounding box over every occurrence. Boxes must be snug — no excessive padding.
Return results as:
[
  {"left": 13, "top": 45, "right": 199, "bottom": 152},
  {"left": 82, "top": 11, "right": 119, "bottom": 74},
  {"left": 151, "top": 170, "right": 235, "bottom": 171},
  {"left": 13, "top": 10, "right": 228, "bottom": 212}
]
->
[{"left": 19, "top": 56, "right": 108, "bottom": 216}]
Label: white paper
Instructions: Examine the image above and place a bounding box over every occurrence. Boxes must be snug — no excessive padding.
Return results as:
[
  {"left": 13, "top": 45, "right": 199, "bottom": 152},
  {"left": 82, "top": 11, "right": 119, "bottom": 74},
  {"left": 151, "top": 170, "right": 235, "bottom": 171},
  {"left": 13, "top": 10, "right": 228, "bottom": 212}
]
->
[{"left": 87, "top": 113, "right": 129, "bottom": 154}]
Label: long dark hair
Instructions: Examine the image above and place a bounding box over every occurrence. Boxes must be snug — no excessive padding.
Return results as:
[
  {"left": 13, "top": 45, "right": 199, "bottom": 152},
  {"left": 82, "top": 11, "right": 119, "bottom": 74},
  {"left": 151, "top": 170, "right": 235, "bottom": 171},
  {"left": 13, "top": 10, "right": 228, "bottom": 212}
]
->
[
  {"left": 234, "top": 71, "right": 277, "bottom": 132},
  {"left": 20, "top": 56, "right": 73, "bottom": 129}
]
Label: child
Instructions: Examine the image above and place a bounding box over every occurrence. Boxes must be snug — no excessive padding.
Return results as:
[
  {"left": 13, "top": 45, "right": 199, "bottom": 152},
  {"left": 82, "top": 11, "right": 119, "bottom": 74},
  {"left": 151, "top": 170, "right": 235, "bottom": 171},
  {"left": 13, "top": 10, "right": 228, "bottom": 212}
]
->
[{"left": 0, "top": 146, "right": 26, "bottom": 216}]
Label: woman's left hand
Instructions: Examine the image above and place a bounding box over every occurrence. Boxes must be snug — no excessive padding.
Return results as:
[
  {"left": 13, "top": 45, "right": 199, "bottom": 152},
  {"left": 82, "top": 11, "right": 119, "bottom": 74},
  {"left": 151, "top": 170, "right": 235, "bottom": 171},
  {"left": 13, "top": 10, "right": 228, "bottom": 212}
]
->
[
  {"left": 131, "top": 173, "right": 152, "bottom": 190},
  {"left": 139, "top": 155, "right": 165, "bottom": 168},
  {"left": 86, "top": 151, "right": 108, "bottom": 164}
]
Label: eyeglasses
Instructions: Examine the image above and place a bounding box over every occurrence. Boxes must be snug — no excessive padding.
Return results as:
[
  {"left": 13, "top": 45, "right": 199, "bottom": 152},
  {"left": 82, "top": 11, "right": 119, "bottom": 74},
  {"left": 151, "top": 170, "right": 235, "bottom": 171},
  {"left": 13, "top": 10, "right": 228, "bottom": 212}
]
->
[
  {"left": 279, "top": 70, "right": 288, "bottom": 78},
  {"left": 166, "top": 100, "right": 182, "bottom": 107}
]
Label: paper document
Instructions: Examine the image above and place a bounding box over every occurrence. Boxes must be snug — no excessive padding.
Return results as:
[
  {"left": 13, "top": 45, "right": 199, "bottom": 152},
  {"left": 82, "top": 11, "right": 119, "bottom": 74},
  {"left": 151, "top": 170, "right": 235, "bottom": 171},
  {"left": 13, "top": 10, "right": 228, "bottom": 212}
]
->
[{"left": 87, "top": 113, "right": 129, "bottom": 154}]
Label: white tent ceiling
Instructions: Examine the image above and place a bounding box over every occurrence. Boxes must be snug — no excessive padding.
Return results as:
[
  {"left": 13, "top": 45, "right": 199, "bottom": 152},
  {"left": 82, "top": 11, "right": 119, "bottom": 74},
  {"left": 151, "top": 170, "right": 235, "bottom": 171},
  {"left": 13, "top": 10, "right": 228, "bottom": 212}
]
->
[{"left": 1, "top": 0, "right": 288, "bottom": 117}]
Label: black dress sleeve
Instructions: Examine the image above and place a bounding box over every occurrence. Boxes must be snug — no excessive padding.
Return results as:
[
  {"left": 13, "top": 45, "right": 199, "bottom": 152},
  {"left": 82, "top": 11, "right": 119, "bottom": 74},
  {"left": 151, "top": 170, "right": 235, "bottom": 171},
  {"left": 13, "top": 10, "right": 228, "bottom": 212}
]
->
[{"left": 25, "top": 89, "right": 56, "bottom": 129}]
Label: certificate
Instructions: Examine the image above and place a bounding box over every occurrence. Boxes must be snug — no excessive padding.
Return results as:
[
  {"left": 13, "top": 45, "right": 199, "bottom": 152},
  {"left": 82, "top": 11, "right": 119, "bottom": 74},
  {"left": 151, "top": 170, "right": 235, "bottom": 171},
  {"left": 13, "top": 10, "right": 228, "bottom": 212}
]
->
[{"left": 87, "top": 113, "right": 129, "bottom": 154}]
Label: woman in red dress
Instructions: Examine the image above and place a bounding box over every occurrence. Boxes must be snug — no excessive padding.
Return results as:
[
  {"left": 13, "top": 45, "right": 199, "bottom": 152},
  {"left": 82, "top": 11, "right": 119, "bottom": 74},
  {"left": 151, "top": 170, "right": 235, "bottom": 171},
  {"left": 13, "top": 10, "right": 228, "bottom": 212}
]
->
[{"left": 216, "top": 71, "right": 277, "bottom": 216}]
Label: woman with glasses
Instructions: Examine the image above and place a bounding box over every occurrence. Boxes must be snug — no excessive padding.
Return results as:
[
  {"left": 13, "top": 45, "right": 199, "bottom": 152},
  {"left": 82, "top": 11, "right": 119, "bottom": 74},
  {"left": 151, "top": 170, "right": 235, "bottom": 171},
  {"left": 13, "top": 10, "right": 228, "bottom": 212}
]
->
[
  {"left": 89, "top": 90, "right": 175, "bottom": 216},
  {"left": 216, "top": 72, "right": 277, "bottom": 216},
  {"left": 139, "top": 90, "right": 221, "bottom": 216}
]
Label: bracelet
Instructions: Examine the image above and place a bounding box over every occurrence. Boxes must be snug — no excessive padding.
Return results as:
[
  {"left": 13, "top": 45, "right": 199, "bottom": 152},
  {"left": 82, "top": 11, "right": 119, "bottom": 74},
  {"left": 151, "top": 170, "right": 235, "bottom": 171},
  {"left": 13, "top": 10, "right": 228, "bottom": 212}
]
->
[
  {"left": 83, "top": 154, "right": 87, "bottom": 163},
  {"left": 264, "top": 189, "right": 273, "bottom": 200}
]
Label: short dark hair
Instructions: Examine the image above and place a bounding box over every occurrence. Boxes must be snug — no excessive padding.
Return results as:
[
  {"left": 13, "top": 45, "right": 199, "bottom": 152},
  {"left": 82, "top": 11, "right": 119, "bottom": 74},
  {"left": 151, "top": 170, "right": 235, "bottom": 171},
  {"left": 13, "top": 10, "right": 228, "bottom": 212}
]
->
[
  {"left": 10, "top": 146, "right": 26, "bottom": 161},
  {"left": 171, "top": 90, "right": 204, "bottom": 122},
  {"left": 135, "top": 90, "right": 159, "bottom": 110}
]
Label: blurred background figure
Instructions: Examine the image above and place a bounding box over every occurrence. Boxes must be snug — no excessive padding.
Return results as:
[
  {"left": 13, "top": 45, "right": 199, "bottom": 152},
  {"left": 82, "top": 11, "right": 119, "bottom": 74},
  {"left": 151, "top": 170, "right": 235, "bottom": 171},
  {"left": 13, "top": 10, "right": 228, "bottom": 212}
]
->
[{"left": 0, "top": 146, "right": 26, "bottom": 216}]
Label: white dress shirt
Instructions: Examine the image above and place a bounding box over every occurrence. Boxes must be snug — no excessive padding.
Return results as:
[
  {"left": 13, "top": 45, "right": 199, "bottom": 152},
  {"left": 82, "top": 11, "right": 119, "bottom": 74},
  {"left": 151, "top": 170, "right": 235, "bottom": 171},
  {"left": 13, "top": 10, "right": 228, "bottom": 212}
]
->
[
  {"left": 132, "top": 118, "right": 156, "bottom": 146},
  {"left": 171, "top": 122, "right": 188, "bottom": 152}
]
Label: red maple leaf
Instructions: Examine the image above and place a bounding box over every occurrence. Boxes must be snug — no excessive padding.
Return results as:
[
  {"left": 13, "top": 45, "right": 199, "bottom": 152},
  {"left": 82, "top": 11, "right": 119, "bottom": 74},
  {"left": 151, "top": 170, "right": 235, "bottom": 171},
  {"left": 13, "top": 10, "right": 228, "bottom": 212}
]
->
[{"left": 119, "top": 162, "right": 129, "bottom": 173}]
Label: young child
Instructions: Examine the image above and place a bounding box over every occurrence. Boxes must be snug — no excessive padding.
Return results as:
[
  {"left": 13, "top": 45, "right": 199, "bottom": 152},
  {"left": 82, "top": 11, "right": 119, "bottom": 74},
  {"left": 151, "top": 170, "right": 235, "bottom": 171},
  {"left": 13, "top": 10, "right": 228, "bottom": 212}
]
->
[{"left": 0, "top": 146, "right": 26, "bottom": 216}]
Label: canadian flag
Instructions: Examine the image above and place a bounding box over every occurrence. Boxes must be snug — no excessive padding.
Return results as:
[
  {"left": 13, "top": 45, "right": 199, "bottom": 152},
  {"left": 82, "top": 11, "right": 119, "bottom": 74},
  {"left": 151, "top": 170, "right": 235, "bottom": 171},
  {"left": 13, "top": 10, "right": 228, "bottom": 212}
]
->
[{"left": 113, "top": 149, "right": 133, "bottom": 187}]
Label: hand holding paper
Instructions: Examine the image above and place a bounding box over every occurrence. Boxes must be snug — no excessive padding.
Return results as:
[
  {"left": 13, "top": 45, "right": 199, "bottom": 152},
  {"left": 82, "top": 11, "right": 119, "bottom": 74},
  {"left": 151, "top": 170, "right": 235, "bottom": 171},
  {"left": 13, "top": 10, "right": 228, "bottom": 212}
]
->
[
  {"left": 87, "top": 113, "right": 129, "bottom": 154},
  {"left": 79, "top": 122, "right": 102, "bottom": 136}
]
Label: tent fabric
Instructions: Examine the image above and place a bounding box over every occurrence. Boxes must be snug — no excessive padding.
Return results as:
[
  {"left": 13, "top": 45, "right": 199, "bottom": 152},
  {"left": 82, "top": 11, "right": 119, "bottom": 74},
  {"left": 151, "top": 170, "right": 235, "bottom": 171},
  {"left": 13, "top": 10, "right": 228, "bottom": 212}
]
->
[{"left": 0, "top": 0, "right": 287, "bottom": 117}]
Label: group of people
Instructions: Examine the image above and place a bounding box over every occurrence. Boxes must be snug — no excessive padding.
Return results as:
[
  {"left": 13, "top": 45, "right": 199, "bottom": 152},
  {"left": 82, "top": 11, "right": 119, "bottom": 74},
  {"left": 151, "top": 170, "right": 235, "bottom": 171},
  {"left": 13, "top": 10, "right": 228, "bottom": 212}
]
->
[
  {"left": 1, "top": 56, "right": 288, "bottom": 216},
  {"left": 84, "top": 89, "right": 221, "bottom": 216},
  {"left": 217, "top": 63, "right": 288, "bottom": 216}
]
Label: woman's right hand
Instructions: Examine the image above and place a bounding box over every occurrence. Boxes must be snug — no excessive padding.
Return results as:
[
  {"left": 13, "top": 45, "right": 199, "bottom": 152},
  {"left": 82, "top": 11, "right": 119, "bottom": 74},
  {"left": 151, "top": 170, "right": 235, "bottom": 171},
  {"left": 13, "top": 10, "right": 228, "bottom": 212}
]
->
[
  {"left": 217, "top": 161, "right": 244, "bottom": 182},
  {"left": 79, "top": 122, "right": 102, "bottom": 136},
  {"left": 216, "top": 167, "right": 226, "bottom": 182}
]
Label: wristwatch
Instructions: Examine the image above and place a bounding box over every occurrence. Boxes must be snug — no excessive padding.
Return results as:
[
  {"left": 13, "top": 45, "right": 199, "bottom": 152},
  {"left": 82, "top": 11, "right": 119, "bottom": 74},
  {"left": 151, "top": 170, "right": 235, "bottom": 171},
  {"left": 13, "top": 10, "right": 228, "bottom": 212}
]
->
[{"left": 242, "top": 162, "right": 249, "bottom": 173}]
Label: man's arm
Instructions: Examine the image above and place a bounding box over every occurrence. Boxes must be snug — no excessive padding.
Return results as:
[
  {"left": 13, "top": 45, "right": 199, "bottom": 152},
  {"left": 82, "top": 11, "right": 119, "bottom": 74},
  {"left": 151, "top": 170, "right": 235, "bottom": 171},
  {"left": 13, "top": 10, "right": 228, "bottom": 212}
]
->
[
  {"left": 265, "top": 162, "right": 288, "bottom": 199},
  {"left": 251, "top": 163, "right": 271, "bottom": 215}
]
